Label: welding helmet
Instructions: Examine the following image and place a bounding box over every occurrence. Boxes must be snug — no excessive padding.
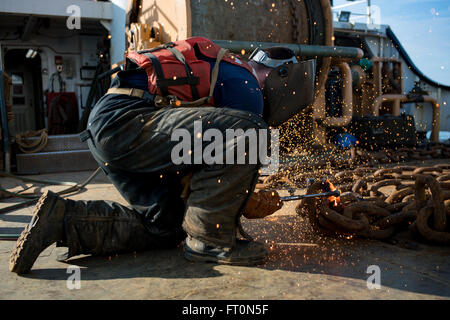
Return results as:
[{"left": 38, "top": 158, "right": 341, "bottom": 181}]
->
[{"left": 249, "top": 47, "right": 316, "bottom": 127}]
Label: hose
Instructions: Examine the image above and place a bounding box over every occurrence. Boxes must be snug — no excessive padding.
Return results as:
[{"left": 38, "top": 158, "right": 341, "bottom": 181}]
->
[
  {"left": 14, "top": 129, "right": 49, "bottom": 154},
  {"left": 0, "top": 167, "right": 102, "bottom": 215},
  {"left": 0, "top": 167, "right": 102, "bottom": 241}
]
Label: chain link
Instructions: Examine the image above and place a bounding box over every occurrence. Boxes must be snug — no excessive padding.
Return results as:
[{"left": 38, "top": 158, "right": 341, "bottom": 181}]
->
[{"left": 259, "top": 144, "right": 450, "bottom": 244}]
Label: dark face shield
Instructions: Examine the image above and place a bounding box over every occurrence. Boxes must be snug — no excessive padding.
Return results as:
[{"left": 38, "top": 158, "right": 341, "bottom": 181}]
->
[{"left": 262, "top": 59, "right": 316, "bottom": 127}]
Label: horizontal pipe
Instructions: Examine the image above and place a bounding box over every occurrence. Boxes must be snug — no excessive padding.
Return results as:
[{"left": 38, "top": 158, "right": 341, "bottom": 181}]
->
[
  {"left": 371, "top": 57, "right": 402, "bottom": 63},
  {"left": 213, "top": 40, "right": 364, "bottom": 60}
]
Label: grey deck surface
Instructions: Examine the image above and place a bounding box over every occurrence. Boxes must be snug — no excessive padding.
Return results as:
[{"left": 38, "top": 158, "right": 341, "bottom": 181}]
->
[{"left": 0, "top": 164, "right": 449, "bottom": 300}]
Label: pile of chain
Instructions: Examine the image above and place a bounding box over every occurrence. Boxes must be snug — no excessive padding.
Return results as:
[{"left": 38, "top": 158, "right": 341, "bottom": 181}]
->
[
  {"left": 354, "top": 144, "right": 450, "bottom": 166},
  {"left": 259, "top": 163, "right": 450, "bottom": 245},
  {"left": 281, "top": 144, "right": 450, "bottom": 171}
]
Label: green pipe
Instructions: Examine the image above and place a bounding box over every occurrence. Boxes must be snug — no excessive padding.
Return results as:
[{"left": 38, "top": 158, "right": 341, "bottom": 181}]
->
[{"left": 213, "top": 40, "right": 364, "bottom": 59}]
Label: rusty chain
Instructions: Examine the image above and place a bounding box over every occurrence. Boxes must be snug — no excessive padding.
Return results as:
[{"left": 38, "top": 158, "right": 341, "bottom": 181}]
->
[
  {"left": 295, "top": 165, "right": 450, "bottom": 243},
  {"left": 258, "top": 145, "right": 450, "bottom": 245}
]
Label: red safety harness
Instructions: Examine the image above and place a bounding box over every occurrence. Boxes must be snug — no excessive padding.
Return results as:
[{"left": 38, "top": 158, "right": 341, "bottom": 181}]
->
[{"left": 124, "top": 37, "right": 256, "bottom": 107}]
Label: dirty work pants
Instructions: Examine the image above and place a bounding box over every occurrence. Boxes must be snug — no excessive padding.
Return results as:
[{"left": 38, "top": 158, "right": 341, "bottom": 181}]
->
[{"left": 64, "top": 94, "right": 268, "bottom": 257}]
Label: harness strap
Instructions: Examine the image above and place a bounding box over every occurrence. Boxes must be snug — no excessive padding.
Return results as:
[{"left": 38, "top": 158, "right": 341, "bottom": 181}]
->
[
  {"left": 143, "top": 52, "right": 170, "bottom": 96},
  {"left": 165, "top": 47, "right": 200, "bottom": 100},
  {"left": 142, "top": 48, "right": 201, "bottom": 99},
  {"left": 154, "top": 47, "right": 229, "bottom": 108},
  {"left": 209, "top": 48, "right": 228, "bottom": 98},
  {"left": 106, "top": 47, "right": 229, "bottom": 109},
  {"left": 106, "top": 87, "right": 146, "bottom": 98},
  {"left": 156, "top": 77, "right": 200, "bottom": 88}
]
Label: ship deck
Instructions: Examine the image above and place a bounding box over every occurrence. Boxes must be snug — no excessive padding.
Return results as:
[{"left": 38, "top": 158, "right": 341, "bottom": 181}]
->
[{"left": 0, "top": 159, "right": 449, "bottom": 300}]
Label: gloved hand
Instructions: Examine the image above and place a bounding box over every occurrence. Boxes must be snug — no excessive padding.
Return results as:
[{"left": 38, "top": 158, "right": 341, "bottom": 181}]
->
[{"left": 243, "top": 190, "right": 283, "bottom": 219}]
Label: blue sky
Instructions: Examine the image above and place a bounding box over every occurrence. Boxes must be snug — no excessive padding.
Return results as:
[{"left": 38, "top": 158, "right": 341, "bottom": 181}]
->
[{"left": 333, "top": 0, "right": 450, "bottom": 85}]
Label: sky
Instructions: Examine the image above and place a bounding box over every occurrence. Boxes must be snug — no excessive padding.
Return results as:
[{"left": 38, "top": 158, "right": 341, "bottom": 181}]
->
[{"left": 332, "top": 0, "right": 450, "bottom": 86}]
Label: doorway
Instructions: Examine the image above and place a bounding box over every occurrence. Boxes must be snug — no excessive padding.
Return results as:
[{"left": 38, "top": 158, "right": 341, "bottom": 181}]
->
[{"left": 4, "top": 48, "right": 44, "bottom": 136}]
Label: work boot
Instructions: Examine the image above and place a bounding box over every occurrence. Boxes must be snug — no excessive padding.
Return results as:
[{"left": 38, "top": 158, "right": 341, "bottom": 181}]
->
[
  {"left": 10, "top": 190, "right": 66, "bottom": 274},
  {"left": 184, "top": 235, "right": 268, "bottom": 266}
]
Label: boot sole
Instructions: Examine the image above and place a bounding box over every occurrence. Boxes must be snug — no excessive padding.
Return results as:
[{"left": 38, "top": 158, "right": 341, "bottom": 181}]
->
[
  {"left": 9, "top": 191, "right": 58, "bottom": 274},
  {"left": 184, "top": 248, "right": 266, "bottom": 266}
]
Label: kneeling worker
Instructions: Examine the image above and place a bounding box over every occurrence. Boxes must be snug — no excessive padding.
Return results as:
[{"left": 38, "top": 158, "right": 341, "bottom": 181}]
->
[{"left": 10, "top": 37, "right": 315, "bottom": 274}]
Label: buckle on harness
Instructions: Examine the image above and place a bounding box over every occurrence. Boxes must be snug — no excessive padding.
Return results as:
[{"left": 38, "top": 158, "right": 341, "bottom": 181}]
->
[{"left": 154, "top": 95, "right": 181, "bottom": 108}]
